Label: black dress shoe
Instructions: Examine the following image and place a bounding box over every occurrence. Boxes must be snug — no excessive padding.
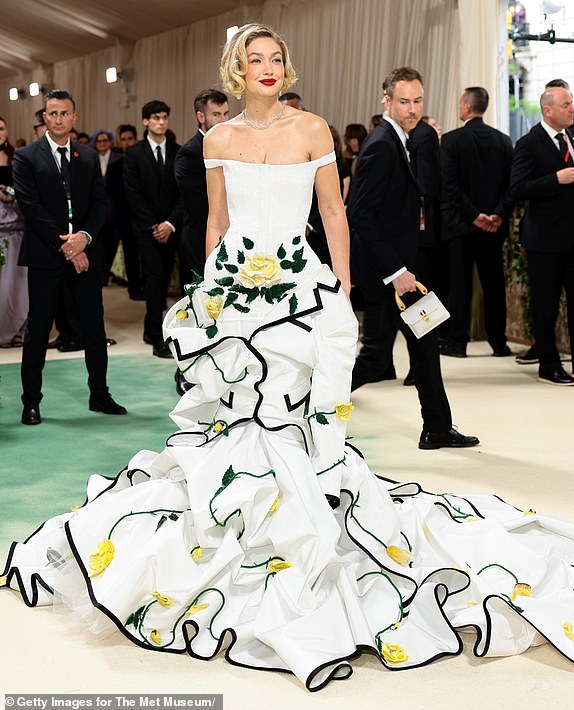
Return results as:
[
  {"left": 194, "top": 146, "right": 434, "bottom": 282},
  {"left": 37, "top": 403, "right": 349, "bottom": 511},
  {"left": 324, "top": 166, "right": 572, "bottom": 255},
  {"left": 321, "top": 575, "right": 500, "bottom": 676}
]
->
[
  {"left": 403, "top": 369, "right": 415, "bottom": 386},
  {"left": 153, "top": 342, "right": 173, "bottom": 359},
  {"left": 47, "top": 336, "right": 66, "bottom": 349},
  {"left": 106, "top": 338, "right": 117, "bottom": 347},
  {"left": 143, "top": 333, "right": 153, "bottom": 345},
  {"left": 419, "top": 428, "right": 479, "bottom": 450},
  {"left": 492, "top": 345, "right": 512, "bottom": 357},
  {"left": 89, "top": 394, "right": 127, "bottom": 415},
  {"left": 21, "top": 404, "right": 41, "bottom": 425},
  {"left": 537, "top": 367, "right": 574, "bottom": 386},
  {"left": 57, "top": 340, "right": 84, "bottom": 352},
  {"left": 439, "top": 342, "right": 467, "bottom": 358},
  {"left": 351, "top": 366, "right": 396, "bottom": 391},
  {"left": 174, "top": 370, "right": 193, "bottom": 396},
  {"left": 515, "top": 345, "right": 538, "bottom": 364}
]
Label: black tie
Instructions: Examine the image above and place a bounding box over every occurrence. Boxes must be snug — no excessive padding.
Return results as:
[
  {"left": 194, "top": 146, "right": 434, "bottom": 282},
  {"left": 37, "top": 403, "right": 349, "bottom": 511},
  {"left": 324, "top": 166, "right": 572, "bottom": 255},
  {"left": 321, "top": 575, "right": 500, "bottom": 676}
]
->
[
  {"left": 57, "top": 146, "right": 71, "bottom": 197},
  {"left": 556, "top": 132, "right": 573, "bottom": 166},
  {"left": 156, "top": 145, "right": 164, "bottom": 172},
  {"left": 405, "top": 137, "right": 417, "bottom": 177}
]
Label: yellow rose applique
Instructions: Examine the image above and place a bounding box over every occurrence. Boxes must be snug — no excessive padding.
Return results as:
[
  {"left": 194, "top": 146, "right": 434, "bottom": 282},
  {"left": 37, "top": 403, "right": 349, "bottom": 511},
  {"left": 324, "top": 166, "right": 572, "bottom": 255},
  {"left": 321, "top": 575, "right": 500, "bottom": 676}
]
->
[
  {"left": 379, "top": 642, "right": 408, "bottom": 664},
  {"left": 152, "top": 592, "right": 172, "bottom": 607},
  {"left": 563, "top": 621, "right": 574, "bottom": 641},
  {"left": 511, "top": 583, "right": 531, "bottom": 601},
  {"left": 238, "top": 254, "right": 282, "bottom": 288},
  {"left": 204, "top": 296, "right": 223, "bottom": 320},
  {"left": 176, "top": 309, "right": 188, "bottom": 320},
  {"left": 186, "top": 603, "right": 210, "bottom": 616},
  {"left": 268, "top": 559, "right": 292, "bottom": 574},
  {"left": 268, "top": 497, "right": 279, "bottom": 516},
  {"left": 335, "top": 401, "right": 354, "bottom": 421},
  {"left": 386, "top": 545, "right": 413, "bottom": 566},
  {"left": 89, "top": 539, "right": 115, "bottom": 577},
  {"left": 212, "top": 421, "right": 225, "bottom": 433},
  {"left": 191, "top": 547, "right": 203, "bottom": 563},
  {"left": 150, "top": 630, "right": 162, "bottom": 645}
]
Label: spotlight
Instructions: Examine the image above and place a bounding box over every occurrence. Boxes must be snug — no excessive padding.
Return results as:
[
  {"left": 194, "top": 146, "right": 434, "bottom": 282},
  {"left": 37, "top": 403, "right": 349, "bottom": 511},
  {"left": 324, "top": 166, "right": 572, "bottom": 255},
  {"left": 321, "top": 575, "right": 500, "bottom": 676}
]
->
[
  {"left": 106, "top": 66, "right": 118, "bottom": 84},
  {"left": 9, "top": 87, "right": 26, "bottom": 101}
]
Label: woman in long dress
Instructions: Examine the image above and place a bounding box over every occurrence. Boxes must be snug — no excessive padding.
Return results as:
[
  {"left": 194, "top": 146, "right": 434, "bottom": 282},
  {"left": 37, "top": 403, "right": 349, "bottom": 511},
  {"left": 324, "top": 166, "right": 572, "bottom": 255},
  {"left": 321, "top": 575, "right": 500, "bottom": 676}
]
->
[{"left": 3, "top": 24, "right": 574, "bottom": 691}]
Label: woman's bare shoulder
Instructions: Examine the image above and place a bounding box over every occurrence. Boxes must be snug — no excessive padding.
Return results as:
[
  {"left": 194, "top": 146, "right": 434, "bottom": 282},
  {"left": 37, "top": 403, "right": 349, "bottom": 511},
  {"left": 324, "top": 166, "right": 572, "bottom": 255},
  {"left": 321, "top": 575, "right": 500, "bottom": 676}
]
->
[
  {"left": 290, "top": 111, "right": 333, "bottom": 158},
  {"left": 203, "top": 119, "right": 244, "bottom": 158}
]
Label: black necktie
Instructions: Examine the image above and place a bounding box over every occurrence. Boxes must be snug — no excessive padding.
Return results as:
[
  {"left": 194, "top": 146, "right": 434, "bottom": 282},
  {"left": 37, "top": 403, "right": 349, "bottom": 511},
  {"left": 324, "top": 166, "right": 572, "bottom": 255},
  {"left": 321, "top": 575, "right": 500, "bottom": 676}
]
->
[
  {"left": 57, "top": 146, "right": 71, "bottom": 197},
  {"left": 156, "top": 145, "right": 164, "bottom": 172},
  {"left": 556, "top": 132, "right": 573, "bottom": 166},
  {"left": 405, "top": 137, "right": 417, "bottom": 177}
]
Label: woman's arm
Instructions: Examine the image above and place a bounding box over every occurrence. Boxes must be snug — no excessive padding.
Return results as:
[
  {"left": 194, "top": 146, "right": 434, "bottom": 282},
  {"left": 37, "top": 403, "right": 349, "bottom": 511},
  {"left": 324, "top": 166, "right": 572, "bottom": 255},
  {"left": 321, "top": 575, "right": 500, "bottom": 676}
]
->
[
  {"left": 205, "top": 167, "right": 229, "bottom": 257},
  {"left": 311, "top": 120, "right": 351, "bottom": 297},
  {"left": 204, "top": 127, "right": 230, "bottom": 258}
]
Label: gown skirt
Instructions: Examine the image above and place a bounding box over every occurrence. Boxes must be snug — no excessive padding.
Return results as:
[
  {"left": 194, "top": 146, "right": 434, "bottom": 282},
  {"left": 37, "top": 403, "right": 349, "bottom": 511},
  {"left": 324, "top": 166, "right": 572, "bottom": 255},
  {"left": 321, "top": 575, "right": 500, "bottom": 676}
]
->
[{"left": 3, "top": 153, "right": 574, "bottom": 691}]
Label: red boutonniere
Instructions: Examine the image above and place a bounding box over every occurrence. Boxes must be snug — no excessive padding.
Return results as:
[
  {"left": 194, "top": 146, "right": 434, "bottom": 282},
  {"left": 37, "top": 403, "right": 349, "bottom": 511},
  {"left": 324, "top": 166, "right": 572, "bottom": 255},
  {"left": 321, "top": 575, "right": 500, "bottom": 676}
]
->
[{"left": 73, "top": 151, "right": 79, "bottom": 158}]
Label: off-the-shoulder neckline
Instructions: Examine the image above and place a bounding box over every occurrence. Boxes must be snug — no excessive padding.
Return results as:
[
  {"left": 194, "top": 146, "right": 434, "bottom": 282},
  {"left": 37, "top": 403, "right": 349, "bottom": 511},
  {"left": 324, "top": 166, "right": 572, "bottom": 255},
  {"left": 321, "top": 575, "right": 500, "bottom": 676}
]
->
[{"left": 206, "top": 151, "right": 334, "bottom": 167}]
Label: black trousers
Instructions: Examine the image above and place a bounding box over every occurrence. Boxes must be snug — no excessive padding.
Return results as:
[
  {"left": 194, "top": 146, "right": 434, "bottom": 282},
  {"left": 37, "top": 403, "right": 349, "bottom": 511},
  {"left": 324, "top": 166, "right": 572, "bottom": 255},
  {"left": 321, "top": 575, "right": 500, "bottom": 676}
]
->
[
  {"left": 135, "top": 228, "right": 176, "bottom": 345},
  {"left": 527, "top": 249, "right": 574, "bottom": 372},
  {"left": 22, "top": 263, "right": 108, "bottom": 406},
  {"left": 353, "top": 282, "right": 452, "bottom": 432},
  {"left": 447, "top": 233, "right": 507, "bottom": 350}
]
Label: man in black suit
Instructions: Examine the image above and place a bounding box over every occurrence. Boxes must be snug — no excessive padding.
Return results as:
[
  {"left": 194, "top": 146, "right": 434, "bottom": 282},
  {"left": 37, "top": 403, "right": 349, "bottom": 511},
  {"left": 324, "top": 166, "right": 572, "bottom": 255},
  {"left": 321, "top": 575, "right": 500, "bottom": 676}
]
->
[
  {"left": 175, "top": 89, "right": 228, "bottom": 286},
  {"left": 123, "top": 100, "right": 183, "bottom": 358},
  {"left": 440, "top": 87, "right": 513, "bottom": 358},
  {"left": 172, "top": 89, "right": 228, "bottom": 395},
  {"left": 13, "top": 89, "right": 126, "bottom": 424},
  {"left": 349, "top": 67, "right": 478, "bottom": 449},
  {"left": 510, "top": 85, "right": 574, "bottom": 386}
]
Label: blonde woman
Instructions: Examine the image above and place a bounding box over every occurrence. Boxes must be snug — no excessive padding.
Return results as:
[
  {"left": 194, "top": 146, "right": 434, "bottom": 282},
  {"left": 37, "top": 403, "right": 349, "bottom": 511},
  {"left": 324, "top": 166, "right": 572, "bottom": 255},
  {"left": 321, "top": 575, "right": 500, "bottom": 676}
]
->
[{"left": 4, "top": 24, "right": 574, "bottom": 692}]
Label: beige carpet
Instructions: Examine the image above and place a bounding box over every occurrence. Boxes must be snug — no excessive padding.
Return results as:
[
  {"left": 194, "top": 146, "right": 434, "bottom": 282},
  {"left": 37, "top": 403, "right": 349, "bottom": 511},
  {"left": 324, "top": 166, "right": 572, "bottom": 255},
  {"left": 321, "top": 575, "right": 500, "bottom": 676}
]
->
[{"left": 2, "top": 284, "right": 574, "bottom": 707}]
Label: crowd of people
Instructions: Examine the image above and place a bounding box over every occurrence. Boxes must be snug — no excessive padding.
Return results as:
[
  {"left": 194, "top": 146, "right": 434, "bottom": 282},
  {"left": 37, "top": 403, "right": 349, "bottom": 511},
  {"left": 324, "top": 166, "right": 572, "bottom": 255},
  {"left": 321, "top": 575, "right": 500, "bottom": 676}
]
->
[{"left": 0, "top": 63, "right": 572, "bottom": 432}]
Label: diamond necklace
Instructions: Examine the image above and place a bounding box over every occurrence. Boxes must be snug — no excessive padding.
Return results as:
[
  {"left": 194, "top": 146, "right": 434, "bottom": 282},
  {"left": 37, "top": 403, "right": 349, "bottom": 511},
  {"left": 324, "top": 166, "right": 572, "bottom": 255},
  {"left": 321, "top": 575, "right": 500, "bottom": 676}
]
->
[{"left": 241, "top": 103, "right": 285, "bottom": 130}]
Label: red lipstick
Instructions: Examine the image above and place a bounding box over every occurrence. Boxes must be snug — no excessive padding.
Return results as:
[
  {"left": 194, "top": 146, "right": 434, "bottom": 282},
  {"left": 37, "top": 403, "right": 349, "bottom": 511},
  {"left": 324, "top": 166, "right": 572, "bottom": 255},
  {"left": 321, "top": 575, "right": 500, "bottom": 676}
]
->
[{"left": 260, "top": 79, "right": 276, "bottom": 86}]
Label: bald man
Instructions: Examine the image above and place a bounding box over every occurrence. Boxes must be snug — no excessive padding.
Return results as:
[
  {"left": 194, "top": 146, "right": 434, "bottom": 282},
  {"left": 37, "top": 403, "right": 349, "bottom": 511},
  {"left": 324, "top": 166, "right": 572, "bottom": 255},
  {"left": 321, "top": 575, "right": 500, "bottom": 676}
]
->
[{"left": 510, "top": 85, "right": 574, "bottom": 385}]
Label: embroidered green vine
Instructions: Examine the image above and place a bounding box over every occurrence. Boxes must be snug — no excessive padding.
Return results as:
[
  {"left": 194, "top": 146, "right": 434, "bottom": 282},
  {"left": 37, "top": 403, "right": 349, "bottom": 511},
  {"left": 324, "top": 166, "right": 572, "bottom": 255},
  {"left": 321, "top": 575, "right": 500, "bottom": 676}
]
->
[
  {"left": 350, "top": 492, "right": 414, "bottom": 566},
  {"left": 208, "top": 466, "right": 276, "bottom": 535},
  {"left": 125, "top": 587, "right": 226, "bottom": 647},
  {"left": 358, "top": 570, "right": 405, "bottom": 638}
]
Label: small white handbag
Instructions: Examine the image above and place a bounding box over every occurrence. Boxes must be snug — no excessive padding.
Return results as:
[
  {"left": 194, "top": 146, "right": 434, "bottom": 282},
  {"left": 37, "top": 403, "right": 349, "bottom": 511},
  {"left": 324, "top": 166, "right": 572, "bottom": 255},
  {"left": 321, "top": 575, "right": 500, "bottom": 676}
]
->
[{"left": 394, "top": 281, "right": 450, "bottom": 339}]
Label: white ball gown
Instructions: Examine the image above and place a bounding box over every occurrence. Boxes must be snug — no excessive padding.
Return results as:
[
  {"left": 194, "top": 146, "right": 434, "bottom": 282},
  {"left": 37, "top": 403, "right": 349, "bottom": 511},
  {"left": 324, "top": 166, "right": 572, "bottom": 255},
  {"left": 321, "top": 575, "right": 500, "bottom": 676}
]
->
[{"left": 3, "top": 151, "right": 574, "bottom": 691}]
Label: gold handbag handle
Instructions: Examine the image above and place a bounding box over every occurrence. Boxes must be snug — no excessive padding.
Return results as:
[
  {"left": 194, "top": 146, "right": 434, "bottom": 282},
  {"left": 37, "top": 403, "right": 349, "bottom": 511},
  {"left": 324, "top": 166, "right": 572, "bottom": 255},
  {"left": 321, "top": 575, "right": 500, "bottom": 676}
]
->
[{"left": 394, "top": 281, "right": 428, "bottom": 311}]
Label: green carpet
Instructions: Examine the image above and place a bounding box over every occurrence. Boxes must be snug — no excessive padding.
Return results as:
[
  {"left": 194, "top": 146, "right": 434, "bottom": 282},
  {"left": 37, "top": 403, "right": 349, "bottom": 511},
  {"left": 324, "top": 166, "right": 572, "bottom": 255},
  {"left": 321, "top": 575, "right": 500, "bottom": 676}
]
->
[{"left": 0, "top": 354, "right": 180, "bottom": 558}]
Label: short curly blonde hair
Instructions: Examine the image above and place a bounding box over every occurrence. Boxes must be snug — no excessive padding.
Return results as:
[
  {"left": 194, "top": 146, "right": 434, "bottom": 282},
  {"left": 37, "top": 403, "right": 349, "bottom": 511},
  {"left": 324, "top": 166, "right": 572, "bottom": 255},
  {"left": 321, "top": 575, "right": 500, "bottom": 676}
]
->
[{"left": 220, "top": 23, "right": 298, "bottom": 99}]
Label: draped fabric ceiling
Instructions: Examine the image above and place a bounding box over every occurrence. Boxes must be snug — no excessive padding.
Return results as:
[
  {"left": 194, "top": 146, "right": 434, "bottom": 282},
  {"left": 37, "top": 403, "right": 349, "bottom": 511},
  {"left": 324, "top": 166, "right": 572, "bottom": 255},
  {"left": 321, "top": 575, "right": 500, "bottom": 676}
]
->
[{"left": 0, "top": 0, "right": 505, "bottom": 147}]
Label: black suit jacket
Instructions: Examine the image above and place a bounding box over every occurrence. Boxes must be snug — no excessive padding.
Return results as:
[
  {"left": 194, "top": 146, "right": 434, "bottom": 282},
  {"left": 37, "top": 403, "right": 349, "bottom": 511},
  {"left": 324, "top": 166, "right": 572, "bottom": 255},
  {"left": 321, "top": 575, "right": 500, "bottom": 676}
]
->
[
  {"left": 123, "top": 139, "right": 183, "bottom": 234},
  {"left": 440, "top": 117, "right": 513, "bottom": 241},
  {"left": 174, "top": 130, "right": 208, "bottom": 271},
  {"left": 510, "top": 123, "right": 574, "bottom": 252},
  {"left": 348, "top": 121, "right": 421, "bottom": 290},
  {"left": 410, "top": 120, "right": 441, "bottom": 249},
  {"left": 13, "top": 136, "right": 106, "bottom": 269}
]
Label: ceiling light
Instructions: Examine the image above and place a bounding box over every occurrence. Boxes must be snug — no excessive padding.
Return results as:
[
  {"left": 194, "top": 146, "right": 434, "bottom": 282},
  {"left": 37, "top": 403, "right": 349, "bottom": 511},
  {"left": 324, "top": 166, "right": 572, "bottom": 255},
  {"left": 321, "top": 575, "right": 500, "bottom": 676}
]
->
[
  {"left": 29, "top": 82, "right": 40, "bottom": 97},
  {"left": 227, "top": 26, "right": 239, "bottom": 43}
]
